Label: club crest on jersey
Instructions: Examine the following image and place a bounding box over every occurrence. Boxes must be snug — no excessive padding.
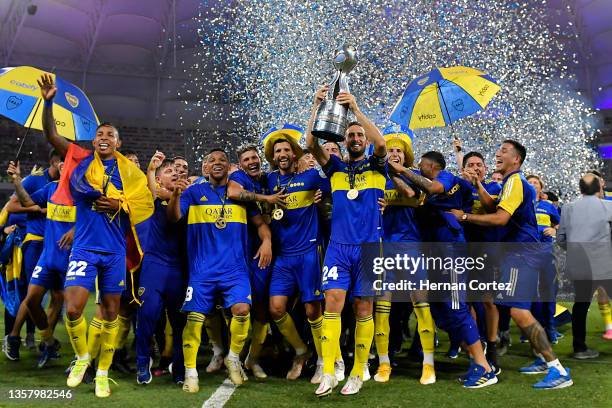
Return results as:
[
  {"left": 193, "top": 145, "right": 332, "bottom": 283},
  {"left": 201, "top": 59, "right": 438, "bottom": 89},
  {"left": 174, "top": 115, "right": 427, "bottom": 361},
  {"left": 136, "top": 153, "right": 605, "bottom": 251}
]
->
[{"left": 138, "top": 287, "right": 145, "bottom": 297}]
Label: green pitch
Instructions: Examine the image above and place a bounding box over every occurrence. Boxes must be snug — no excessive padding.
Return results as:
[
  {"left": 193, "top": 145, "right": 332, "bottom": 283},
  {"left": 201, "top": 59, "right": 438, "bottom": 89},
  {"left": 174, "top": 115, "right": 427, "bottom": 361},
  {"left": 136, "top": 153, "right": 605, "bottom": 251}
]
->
[{"left": 1, "top": 300, "right": 610, "bottom": 408}]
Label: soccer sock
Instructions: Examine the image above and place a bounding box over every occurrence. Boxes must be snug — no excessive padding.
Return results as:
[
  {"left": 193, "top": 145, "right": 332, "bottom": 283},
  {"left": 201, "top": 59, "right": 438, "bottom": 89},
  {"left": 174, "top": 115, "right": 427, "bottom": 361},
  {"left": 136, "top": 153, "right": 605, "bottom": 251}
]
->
[
  {"left": 308, "top": 316, "right": 323, "bottom": 362},
  {"left": 183, "top": 312, "right": 205, "bottom": 371},
  {"left": 162, "top": 315, "right": 173, "bottom": 358},
  {"left": 374, "top": 301, "right": 391, "bottom": 364},
  {"left": 350, "top": 315, "right": 374, "bottom": 378},
  {"left": 274, "top": 313, "right": 307, "bottom": 355},
  {"left": 599, "top": 302, "right": 612, "bottom": 330},
  {"left": 87, "top": 317, "right": 103, "bottom": 360},
  {"left": 248, "top": 320, "right": 269, "bottom": 361},
  {"left": 546, "top": 358, "right": 568, "bottom": 376},
  {"left": 204, "top": 312, "right": 223, "bottom": 354},
  {"left": 486, "top": 340, "right": 498, "bottom": 367},
  {"left": 65, "top": 315, "right": 89, "bottom": 360},
  {"left": 115, "top": 315, "right": 131, "bottom": 350},
  {"left": 40, "top": 325, "right": 54, "bottom": 346},
  {"left": 414, "top": 302, "right": 435, "bottom": 366},
  {"left": 322, "top": 312, "right": 341, "bottom": 375},
  {"left": 97, "top": 318, "right": 119, "bottom": 373},
  {"left": 335, "top": 339, "right": 343, "bottom": 362},
  {"left": 229, "top": 314, "right": 251, "bottom": 357}
]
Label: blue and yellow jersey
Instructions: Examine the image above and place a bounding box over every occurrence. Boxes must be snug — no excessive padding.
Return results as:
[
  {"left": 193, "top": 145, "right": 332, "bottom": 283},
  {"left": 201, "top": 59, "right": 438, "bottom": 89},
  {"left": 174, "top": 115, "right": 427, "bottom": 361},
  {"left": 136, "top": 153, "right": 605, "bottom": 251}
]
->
[
  {"left": 179, "top": 183, "right": 249, "bottom": 279},
  {"left": 143, "top": 199, "right": 180, "bottom": 265},
  {"left": 535, "top": 199, "right": 560, "bottom": 243},
  {"left": 229, "top": 169, "right": 267, "bottom": 253},
  {"left": 20, "top": 168, "right": 53, "bottom": 237},
  {"left": 267, "top": 169, "right": 323, "bottom": 254},
  {"left": 464, "top": 180, "right": 502, "bottom": 242},
  {"left": 322, "top": 155, "right": 386, "bottom": 244},
  {"left": 30, "top": 181, "right": 75, "bottom": 268},
  {"left": 604, "top": 191, "right": 612, "bottom": 201},
  {"left": 418, "top": 169, "right": 473, "bottom": 241},
  {"left": 383, "top": 175, "right": 423, "bottom": 242},
  {"left": 497, "top": 170, "right": 539, "bottom": 243},
  {"left": 71, "top": 158, "right": 130, "bottom": 255},
  {"left": 193, "top": 176, "right": 208, "bottom": 184}
]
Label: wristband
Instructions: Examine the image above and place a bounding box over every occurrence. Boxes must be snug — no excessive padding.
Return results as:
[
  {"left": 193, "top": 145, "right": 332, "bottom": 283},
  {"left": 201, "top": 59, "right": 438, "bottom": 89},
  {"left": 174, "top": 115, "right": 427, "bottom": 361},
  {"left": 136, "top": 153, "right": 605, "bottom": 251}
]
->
[{"left": 43, "top": 99, "right": 54, "bottom": 108}]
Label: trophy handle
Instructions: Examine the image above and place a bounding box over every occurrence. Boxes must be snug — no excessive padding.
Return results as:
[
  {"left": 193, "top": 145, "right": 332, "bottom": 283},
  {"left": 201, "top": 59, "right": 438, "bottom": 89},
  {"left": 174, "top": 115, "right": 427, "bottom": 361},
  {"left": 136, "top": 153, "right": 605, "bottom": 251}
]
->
[
  {"left": 338, "top": 73, "right": 350, "bottom": 94},
  {"left": 328, "top": 70, "right": 341, "bottom": 100}
]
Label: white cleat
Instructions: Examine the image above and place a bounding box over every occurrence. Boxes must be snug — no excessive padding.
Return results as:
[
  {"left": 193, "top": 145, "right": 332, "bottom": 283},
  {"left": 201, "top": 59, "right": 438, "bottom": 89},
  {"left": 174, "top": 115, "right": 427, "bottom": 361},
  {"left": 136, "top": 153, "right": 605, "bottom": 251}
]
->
[
  {"left": 206, "top": 354, "right": 224, "bottom": 373},
  {"left": 334, "top": 360, "right": 345, "bottom": 382},
  {"left": 182, "top": 375, "right": 199, "bottom": 393},
  {"left": 363, "top": 363, "right": 371, "bottom": 382},
  {"left": 224, "top": 357, "right": 246, "bottom": 386},
  {"left": 341, "top": 375, "right": 363, "bottom": 395},
  {"left": 315, "top": 373, "right": 337, "bottom": 397},
  {"left": 245, "top": 356, "right": 267, "bottom": 379},
  {"left": 311, "top": 363, "right": 324, "bottom": 384}
]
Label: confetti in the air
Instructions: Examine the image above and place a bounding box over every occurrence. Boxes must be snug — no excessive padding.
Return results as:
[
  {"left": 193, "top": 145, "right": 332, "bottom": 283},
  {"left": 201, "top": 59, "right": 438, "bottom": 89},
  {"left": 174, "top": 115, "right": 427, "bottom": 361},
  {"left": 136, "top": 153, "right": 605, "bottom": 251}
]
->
[{"left": 181, "top": 0, "right": 600, "bottom": 199}]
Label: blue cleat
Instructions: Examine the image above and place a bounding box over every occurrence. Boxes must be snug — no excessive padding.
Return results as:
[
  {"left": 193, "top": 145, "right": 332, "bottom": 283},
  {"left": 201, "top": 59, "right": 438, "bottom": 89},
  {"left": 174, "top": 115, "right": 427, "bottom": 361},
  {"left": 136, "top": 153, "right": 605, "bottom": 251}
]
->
[
  {"left": 519, "top": 357, "right": 548, "bottom": 374},
  {"left": 533, "top": 367, "right": 573, "bottom": 389},
  {"left": 136, "top": 357, "right": 153, "bottom": 385},
  {"left": 463, "top": 363, "right": 498, "bottom": 388},
  {"left": 38, "top": 339, "right": 61, "bottom": 368},
  {"left": 446, "top": 346, "right": 460, "bottom": 359},
  {"left": 4, "top": 335, "right": 20, "bottom": 361}
]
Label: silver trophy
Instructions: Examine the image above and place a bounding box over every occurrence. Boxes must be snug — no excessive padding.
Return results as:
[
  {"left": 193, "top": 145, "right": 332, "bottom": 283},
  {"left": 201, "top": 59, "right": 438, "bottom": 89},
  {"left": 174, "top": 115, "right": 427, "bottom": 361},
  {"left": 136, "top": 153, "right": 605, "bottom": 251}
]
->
[{"left": 312, "top": 44, "right": 358, "bottom": 142}]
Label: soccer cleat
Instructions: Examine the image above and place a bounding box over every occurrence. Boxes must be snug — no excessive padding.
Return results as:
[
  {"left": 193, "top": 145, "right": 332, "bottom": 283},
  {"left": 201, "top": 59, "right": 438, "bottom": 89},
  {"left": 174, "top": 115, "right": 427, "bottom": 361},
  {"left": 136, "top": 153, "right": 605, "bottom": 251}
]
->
[
  {"left": 67, "top": 359, "right": 90, "bottom": 387},
  {"left": 533, "top": 367, "right": 573, "bottom": 389},
  {"left": 37, "top": 339, "right": 61, "bottom": 368},
  {"left": 362, "top": 363, "right": 371, "bottom": 382},
  {"left": 182, "top": 375, "right": 199, "bottom": 393},
  {"left": 420, "top": 363, "right": 436, "bottom": 385},
  {"left": 136, "top": 357, "right": 153, "bottom": 385},
  {"left": 334, "top": 360, "right": 346, "bottom": 382},
  {"left": 152, "top": 356, "right": 171, "bottom": 377},
  {"left": 374, "top": 363, "right": 391, "bottom": 382},
  {"left": 446, "top": 346, "right": 460, "bottom": 359},
  {"left": 25, "top": 333, "right": 36, "bottom": 350},
  {"left": 463, "top": 364, "right": 498, "bottom": 389},
  {"left": 169, "top": 362, "right": 185, "bottom": 385},
  {"left": 519, "top": 357, "right": 549, "bottom": 375},
  {"left": 94, "top": 375, "right": 116, "bottom": 398},
  {"left": 206, "top": 354, "right": 224, "bottom": 373},
  {"left": 224, "top": 357, "right": 246, "bottom": 386},
  {"left": 497, "top": 331, "right": 511, "bottom": 356},
  {"left": 311, "top": 364, "right": 324, "bottom": 384},
  {"left": 4, "top": 335, "right": 20, "bottom": 361},
  {"left": 111, "top": 348, "right": 134, "bottom": 374},
  {"left": 245, "top": 355, "right": 267, "bottom": 379},
  {"left": 315, "top": 373, "right": 337, "bottom": 397},
  {"left": 286, "top": 350, "right": 312, "bottom": 380},
  {"left": 602, "top": 329, "right": 612, "bottom": 340},
  {"left": 340, "top": 375, "right": 363, "bottom": 395}
]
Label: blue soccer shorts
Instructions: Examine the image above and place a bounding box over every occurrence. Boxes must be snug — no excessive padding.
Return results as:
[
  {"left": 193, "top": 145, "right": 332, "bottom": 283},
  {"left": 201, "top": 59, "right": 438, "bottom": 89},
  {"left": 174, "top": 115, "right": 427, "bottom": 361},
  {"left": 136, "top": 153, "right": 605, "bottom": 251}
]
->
[
  {"left": 269, "top": 246, "right": 323, "bottom": 303},
  {"left": 182, "top": 270, "right": 251, "bottom": 315},
  {"left": 64, "top": 248, "right": 126, "bottom": 295},
  {"left": 495, "top": 251, "right": 540, "bottom": 310},
  {"left": 29, "top": 249, "right": 69, "bottom": 291},
  {"left": 22, "top": 239, "right": 44, "bottom": 282},
  {"left": 249, "top": 258, "right": 271, "bottom": 303},
  {"left": 322, "top": 241, "right": 374, "bottom": 297}
]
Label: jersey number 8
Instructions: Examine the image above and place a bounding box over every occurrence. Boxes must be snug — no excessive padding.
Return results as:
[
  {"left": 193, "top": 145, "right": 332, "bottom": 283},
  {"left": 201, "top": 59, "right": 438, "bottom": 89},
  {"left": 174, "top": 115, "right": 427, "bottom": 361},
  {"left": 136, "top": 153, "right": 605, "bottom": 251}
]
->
[
  {"left": 67, "top": 261, "right": 87, "bottom": 277},
  {"left": 185, "top": 286, "right": 193, "bottom": 302},
  {"left": 322, "top": 266, "right": 338, "bottom": 282}
]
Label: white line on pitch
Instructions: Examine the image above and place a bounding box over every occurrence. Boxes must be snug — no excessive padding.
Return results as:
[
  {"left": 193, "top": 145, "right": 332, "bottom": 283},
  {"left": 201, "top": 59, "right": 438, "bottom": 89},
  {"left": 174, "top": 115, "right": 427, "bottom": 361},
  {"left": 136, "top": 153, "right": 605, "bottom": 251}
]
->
[{"left": 202, "top": 379, "right": 237, "bottom": 408}]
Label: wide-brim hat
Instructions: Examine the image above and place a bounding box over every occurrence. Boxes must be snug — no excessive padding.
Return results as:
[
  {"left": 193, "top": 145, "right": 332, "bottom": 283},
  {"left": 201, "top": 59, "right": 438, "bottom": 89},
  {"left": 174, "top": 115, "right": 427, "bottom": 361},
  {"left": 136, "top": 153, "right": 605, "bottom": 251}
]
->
[
  {"left": 260, "top": 123, "right": 304, "bottom": 164},
  {"left": 383, "top": 125, "right": 415, "bottom": 167}
]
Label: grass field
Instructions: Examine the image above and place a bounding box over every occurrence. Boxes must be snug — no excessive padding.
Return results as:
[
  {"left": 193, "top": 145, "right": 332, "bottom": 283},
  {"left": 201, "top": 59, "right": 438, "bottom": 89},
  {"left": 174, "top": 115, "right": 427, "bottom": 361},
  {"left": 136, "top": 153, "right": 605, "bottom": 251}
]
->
[{"left": 1, "top": 300, "right": 611, "bottom": 408}]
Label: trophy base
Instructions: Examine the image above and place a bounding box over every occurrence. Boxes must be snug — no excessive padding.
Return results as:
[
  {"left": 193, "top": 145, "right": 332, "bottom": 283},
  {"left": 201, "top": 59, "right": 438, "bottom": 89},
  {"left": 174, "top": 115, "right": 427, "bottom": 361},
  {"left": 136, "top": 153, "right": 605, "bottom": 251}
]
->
[{"left": 312, "top": 100, "right": 348, "bottom": 142}]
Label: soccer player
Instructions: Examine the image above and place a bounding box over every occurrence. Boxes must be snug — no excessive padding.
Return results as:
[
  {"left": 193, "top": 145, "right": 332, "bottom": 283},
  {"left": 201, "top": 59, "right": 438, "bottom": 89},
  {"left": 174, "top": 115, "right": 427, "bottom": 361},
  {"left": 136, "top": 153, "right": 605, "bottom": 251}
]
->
[
  {"left": 5, "top": 161, "right": 73, "bottom": 368},
  {"left": 37, "top": 74, "right": 153, "bottom": 397},
  {"left": 4, "top": 151, "right": 61, "bottom": 359},
  {"left": 460, "top": 151, "right": 503, "bottom": 368},
  {"left": 298, "top": 149, "right": 318, "bottom": 172},
  {"left": 389, "top": 152, "right": 497, "bottom": 388},
  {"left": 264, "top": 134, "right": 327, "bottom": 382},
  {"left": 449, "top": 140, "right": 573, "bottom": 389},
  {"left": 123, "top": 150, "right": 141, "bottom": 169},
  {"left": 378, "top": 131, "right": 436, "bottom": 385},
  {"left": 173, "top": 155, "right": 189, "bottom": 179},
  {"left": 527, "top": 175, "right": 561, "bottom": 344},
  {"left": 168, "top": 149, "right": 272, "bottom": 392},
  {"left": 491, "top": 171, "right": 504, "bottom": 184},
  {"left": 135, "top": 152, "right": 187, "bottom": 385},
  {"left": 306, "top": 86, "right": 386, "bottom": 396}
]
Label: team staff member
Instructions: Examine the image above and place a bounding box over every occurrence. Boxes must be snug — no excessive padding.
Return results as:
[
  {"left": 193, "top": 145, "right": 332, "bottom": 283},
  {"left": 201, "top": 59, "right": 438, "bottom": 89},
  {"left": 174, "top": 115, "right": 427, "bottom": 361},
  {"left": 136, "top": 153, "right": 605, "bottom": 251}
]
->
[
  {"left": 168, "top": 149, "right": 272, "bottom": 392},
  {"left": 450, "top": 140, "right": 573, "bottom": 390},
  {"left": 307, "top": 86, "right": 387, "bottom": 397},
  {"left": 37, "top": 74, "right": 153, "bottom": 398}
]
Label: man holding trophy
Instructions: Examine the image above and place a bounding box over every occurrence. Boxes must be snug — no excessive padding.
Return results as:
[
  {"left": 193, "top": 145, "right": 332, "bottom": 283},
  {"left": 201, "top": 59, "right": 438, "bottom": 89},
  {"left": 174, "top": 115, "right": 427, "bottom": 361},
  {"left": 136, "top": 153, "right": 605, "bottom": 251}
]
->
[{"left": 306, "top": 45, "right": 388, "bottom": 397}]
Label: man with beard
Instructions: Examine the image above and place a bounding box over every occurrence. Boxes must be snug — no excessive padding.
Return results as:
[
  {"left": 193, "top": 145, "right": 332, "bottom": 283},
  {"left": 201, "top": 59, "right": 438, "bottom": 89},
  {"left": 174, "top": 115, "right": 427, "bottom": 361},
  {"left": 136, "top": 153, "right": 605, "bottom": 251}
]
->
[
  {"left": 263, "top": 133, "right": 327, "bottom": 383},
  {"left": 306, "top": 86, "right": 386, "bottom": 396},
  {"left": 169, "top": 149, "right": 272, "bottom": 392},
  {"left": 449, "top": 140, "right": 573, "bottom": 389},
  {"left": 389, "top": 151, "right": 497, "bottom": 388},
  {"left": 135, "top": 153, "right": 187, "bottom": 385},
  {"left": 226, "top": 144, "right": 284, "bottom": 378}
]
